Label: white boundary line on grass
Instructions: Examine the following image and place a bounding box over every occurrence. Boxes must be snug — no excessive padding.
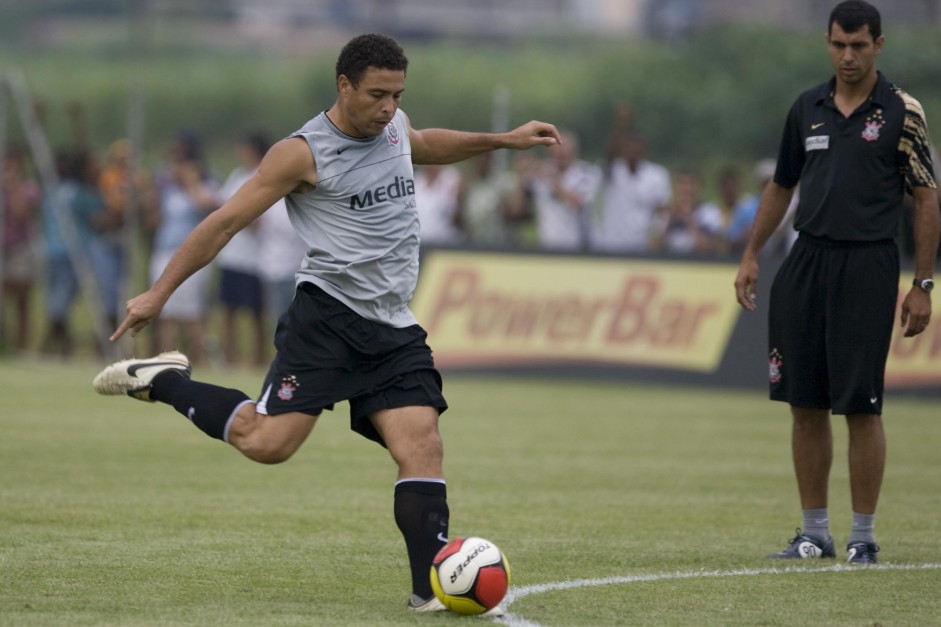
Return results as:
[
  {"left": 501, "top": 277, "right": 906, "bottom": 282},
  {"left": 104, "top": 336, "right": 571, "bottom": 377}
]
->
[{"left": 493, "top": 562, "right": 941, "bottom": 627}]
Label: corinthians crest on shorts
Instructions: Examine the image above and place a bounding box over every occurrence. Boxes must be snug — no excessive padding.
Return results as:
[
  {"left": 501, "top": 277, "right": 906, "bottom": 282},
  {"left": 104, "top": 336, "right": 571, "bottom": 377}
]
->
[
  {"left": 277, "top": 374, "right": 300, "bottom": 401},
  {"left": 769, "top": 348, "right": 783, "bottom": 384}
]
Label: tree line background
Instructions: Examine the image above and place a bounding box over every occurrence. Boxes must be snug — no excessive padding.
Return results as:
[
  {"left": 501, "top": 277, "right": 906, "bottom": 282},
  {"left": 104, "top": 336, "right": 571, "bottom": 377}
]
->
[{"left": 3, "top": 22, "right": 941, "bottom": 177}]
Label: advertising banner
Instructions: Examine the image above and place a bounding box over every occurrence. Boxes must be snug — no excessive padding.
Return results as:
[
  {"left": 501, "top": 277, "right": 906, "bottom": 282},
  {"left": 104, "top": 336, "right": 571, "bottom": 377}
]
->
[
  {"left": 886, "top": 279, "right": 941, "bottom": 389},
  {"left": 411, "top": 250, "right": 940, "bottom": 395},
  {"left": 411, "top": 251, "right": 740, "bottom": 372}
]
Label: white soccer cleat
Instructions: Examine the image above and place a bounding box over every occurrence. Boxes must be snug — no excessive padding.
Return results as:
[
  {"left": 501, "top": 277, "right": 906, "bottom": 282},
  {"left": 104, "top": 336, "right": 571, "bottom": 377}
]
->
[
  {"left": 92, "top": 351, "right": 191, "bottom": 402},
  {"left": 406, "top": 594, "right": 505, "bottom": 617},
  {"left": 481, "top": 604, "right": 506, "bottom": 617},
  {"left": 406, "top": 594, "right": 447, "bottom": 612}
]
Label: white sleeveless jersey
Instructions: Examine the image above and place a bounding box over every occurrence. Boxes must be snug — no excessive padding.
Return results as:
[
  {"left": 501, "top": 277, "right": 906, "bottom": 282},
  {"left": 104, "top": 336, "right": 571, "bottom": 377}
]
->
[{"left": 287, "top": 109, "right": 419, "bottom": 327}]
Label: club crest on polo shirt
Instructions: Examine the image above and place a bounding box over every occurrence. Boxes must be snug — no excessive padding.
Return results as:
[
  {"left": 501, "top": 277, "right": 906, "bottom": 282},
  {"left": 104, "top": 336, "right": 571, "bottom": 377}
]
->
[
  {"left": 277, "top": 374, "right": 300, "bottom": 401},
  {"left": 769, "top": 348, "right": 783, "bottom": 384},
  {"left": 386, "top": 120, "right": 400, "bottom": 146},
  {"left": 861, "top": 110, "right": 885, "bottom": 142}
]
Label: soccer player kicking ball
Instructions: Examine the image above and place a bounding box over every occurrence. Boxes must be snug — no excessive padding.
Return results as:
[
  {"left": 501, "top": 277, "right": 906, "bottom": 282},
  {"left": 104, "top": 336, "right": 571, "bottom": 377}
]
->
[{"left": 94, "top": 33, "right": 560, "bottom": 614}]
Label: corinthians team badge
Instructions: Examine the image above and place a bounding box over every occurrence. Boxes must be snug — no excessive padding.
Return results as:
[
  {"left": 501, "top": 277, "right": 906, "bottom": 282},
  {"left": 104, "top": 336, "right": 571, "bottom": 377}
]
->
[
  {"left": 768, "top": 348, "right": 783, "bottom": 384},
  {"left": 386, "top": 120, "right": 400, "bottom": 146},
  {"left": 277, "top": 374, "right": 300, "bottom": 401},
  {"left": 861, "top": 109, "right": 885, "bottom": 142}
]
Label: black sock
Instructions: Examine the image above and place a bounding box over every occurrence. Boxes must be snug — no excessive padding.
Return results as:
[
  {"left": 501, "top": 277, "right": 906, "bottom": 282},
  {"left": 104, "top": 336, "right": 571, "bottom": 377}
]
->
[
  {"left": 150, "top": 371, "right": 251, "bottom": 441},
  {"left": 394, "top": 480, "right": 449, "bottom": 600}
]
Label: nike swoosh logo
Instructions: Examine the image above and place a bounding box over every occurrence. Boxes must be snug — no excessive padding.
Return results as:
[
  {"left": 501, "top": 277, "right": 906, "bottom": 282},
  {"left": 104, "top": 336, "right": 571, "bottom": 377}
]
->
[
  {"left": 127, "top": 361, "right": 186, "bottom": 377},
  {"left": 336, "top": 146, "right": 351, "bottom": 154},
  {"left": 187, "top": 407, "right": 196, "bottom": 421},
  {"left": 437, "top": 532, "right": 448, "bottom": 543},
  {"left": 847, "top": 548, "right": 858, "bottom": 562},
  {"left": 811, "top": 122, "right": 825, "bottom": 129},
  {"left": 814, "top": 519, "right": 828, "bottom": 524},
  {"left": 870, "top": 396, "right": 878, "bottom": 404}
]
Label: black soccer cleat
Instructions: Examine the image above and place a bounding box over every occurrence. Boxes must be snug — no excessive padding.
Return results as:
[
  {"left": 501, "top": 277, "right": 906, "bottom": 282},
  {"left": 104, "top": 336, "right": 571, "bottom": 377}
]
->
[
  {"left": 767, "top": 528, "right": 836, "bottom": 559},
  {"left": 846, "top": 541, "right": 879, "bottom": 564}
]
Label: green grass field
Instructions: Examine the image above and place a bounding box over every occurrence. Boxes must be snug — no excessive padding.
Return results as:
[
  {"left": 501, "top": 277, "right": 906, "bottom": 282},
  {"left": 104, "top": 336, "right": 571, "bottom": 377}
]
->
[{"left": 1, "top": 357, "right": 939, "bottom": 626}]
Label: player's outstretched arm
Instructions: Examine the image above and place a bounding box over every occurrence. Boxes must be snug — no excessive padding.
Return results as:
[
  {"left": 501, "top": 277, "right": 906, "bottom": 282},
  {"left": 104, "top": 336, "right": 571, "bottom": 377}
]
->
[
  {"left": 111, "top": 138, "right": 316, "bottom": 341},
  {"left": 407, "top": 115, "right": 560, "bottom": 165}
]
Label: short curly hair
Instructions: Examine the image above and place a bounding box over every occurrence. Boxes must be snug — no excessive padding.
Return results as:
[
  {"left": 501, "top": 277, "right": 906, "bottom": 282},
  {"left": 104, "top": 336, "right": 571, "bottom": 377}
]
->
[
  {"left": 335, "top": 34, "right": 408, "bottom": 88},
  {"left": 829, "top": 0, "right": 881, "bottom": 39}
]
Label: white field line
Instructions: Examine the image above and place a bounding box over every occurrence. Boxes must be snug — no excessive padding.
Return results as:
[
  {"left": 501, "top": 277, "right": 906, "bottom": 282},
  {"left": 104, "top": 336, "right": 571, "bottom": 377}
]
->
[{"left": 493, "top": 562, "right": 941, "bottom": 626}]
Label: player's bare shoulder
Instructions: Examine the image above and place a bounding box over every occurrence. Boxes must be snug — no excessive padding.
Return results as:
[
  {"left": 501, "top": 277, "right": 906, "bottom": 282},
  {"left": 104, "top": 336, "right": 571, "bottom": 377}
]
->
[{"left": 261, "top": 136, "right": 318, "bottom": 194}]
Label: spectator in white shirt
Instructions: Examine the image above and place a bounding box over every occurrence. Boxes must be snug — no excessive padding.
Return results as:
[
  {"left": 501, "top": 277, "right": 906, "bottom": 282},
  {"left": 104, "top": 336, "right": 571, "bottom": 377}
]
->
[
  {"left": 516, "top": 130, "right": 600, "bottom": 252},
  {"left": 592, "top": 133, "right": 671, "bottom": 253},
  {"left": 414, "top": 164, "right": 464, "bottom": 246}
]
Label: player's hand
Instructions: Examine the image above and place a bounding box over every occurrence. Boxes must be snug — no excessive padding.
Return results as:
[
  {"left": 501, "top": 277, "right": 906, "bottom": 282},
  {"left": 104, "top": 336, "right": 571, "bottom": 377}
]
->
[
  {"left": 734, "top": 255, "right": 759, "bottom": 311},
  {"left": 505, "top": 121, "right": 561, "bottom": 150},
  {"left": 110, "top": 290, "right": 166, "bottom": 341},
  {"left": 900, "top": 287, "right": 931, "bottom": 337}
]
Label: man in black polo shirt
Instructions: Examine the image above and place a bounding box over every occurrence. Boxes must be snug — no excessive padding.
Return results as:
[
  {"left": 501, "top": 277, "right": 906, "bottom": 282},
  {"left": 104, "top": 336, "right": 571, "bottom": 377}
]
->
[{"left": 734, "top": 0, "right": 939, "bottom": 564}]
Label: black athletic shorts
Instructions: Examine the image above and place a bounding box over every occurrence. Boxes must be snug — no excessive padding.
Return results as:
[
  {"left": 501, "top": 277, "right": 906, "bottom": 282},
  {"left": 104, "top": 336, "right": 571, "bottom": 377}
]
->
[
  {"left": 768, "top": 233, "right": 899, "bottom": 415},
  {"left": 256, "top": 282, "right": 447, "bottom": 446}
]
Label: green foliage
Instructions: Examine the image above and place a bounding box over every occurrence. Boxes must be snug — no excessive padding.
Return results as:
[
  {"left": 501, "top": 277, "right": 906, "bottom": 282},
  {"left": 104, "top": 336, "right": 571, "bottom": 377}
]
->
[
  {"left": 2, "top": 24, "right": 941, "bottom": 171},
  {"left": 1, "top": 359, "right": 940, "bottom": 625}
]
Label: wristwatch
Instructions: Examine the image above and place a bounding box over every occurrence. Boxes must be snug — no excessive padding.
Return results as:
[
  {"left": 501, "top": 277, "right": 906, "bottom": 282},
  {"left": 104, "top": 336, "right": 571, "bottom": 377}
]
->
[{"left": 913, "top": 278, "right": 935, "bottom": 293}]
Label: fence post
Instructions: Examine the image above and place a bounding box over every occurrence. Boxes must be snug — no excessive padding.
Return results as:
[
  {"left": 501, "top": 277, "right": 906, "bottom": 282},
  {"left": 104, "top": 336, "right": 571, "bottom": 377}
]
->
[{"left": 4, "top": 71, "right": 116, "bottom": 359}]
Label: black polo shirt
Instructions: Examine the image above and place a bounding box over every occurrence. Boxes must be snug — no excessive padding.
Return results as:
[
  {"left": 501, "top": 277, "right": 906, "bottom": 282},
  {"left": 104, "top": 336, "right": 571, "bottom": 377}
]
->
[{"left": 774, "top": 71, "right": 936, "bottom": 242}]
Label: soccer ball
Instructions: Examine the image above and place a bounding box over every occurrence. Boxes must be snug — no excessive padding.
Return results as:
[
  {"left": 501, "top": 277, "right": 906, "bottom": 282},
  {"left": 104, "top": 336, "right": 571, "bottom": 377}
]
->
[{"left": 430, "top": 537, "right": 511, "bottom": 615}]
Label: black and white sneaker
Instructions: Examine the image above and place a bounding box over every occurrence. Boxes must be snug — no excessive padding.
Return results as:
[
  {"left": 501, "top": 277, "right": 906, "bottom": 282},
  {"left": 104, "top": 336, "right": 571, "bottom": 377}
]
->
[
  {"left": 92, "top": 351, "right": 191, "bottom": 402},
  {"left": 846, "top": 541, "right": 879, "bottom": 564},
  {"left": 768, "top": 528, "right": 836, "bottom": 559}
]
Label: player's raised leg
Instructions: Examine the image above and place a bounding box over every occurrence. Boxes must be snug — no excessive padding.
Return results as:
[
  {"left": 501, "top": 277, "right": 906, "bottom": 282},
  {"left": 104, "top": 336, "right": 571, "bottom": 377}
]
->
[
  {"left": 226, "top": 406, "right": 318, "bottom": 464},
  {"left": 93, "top": 352, "right": 318, "bottom": 464}
]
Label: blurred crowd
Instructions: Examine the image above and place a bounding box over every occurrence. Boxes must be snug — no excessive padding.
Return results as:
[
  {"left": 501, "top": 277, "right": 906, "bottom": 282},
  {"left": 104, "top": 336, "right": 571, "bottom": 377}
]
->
[
  {"left": 1, "top": 102, "right": 932, "bottom": 361},
  {"left": 1, "top": 102, "right": 306, "bottom": 363},
  {"left": 416, "top": 104, "right": 795, "bottom": 256}
]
